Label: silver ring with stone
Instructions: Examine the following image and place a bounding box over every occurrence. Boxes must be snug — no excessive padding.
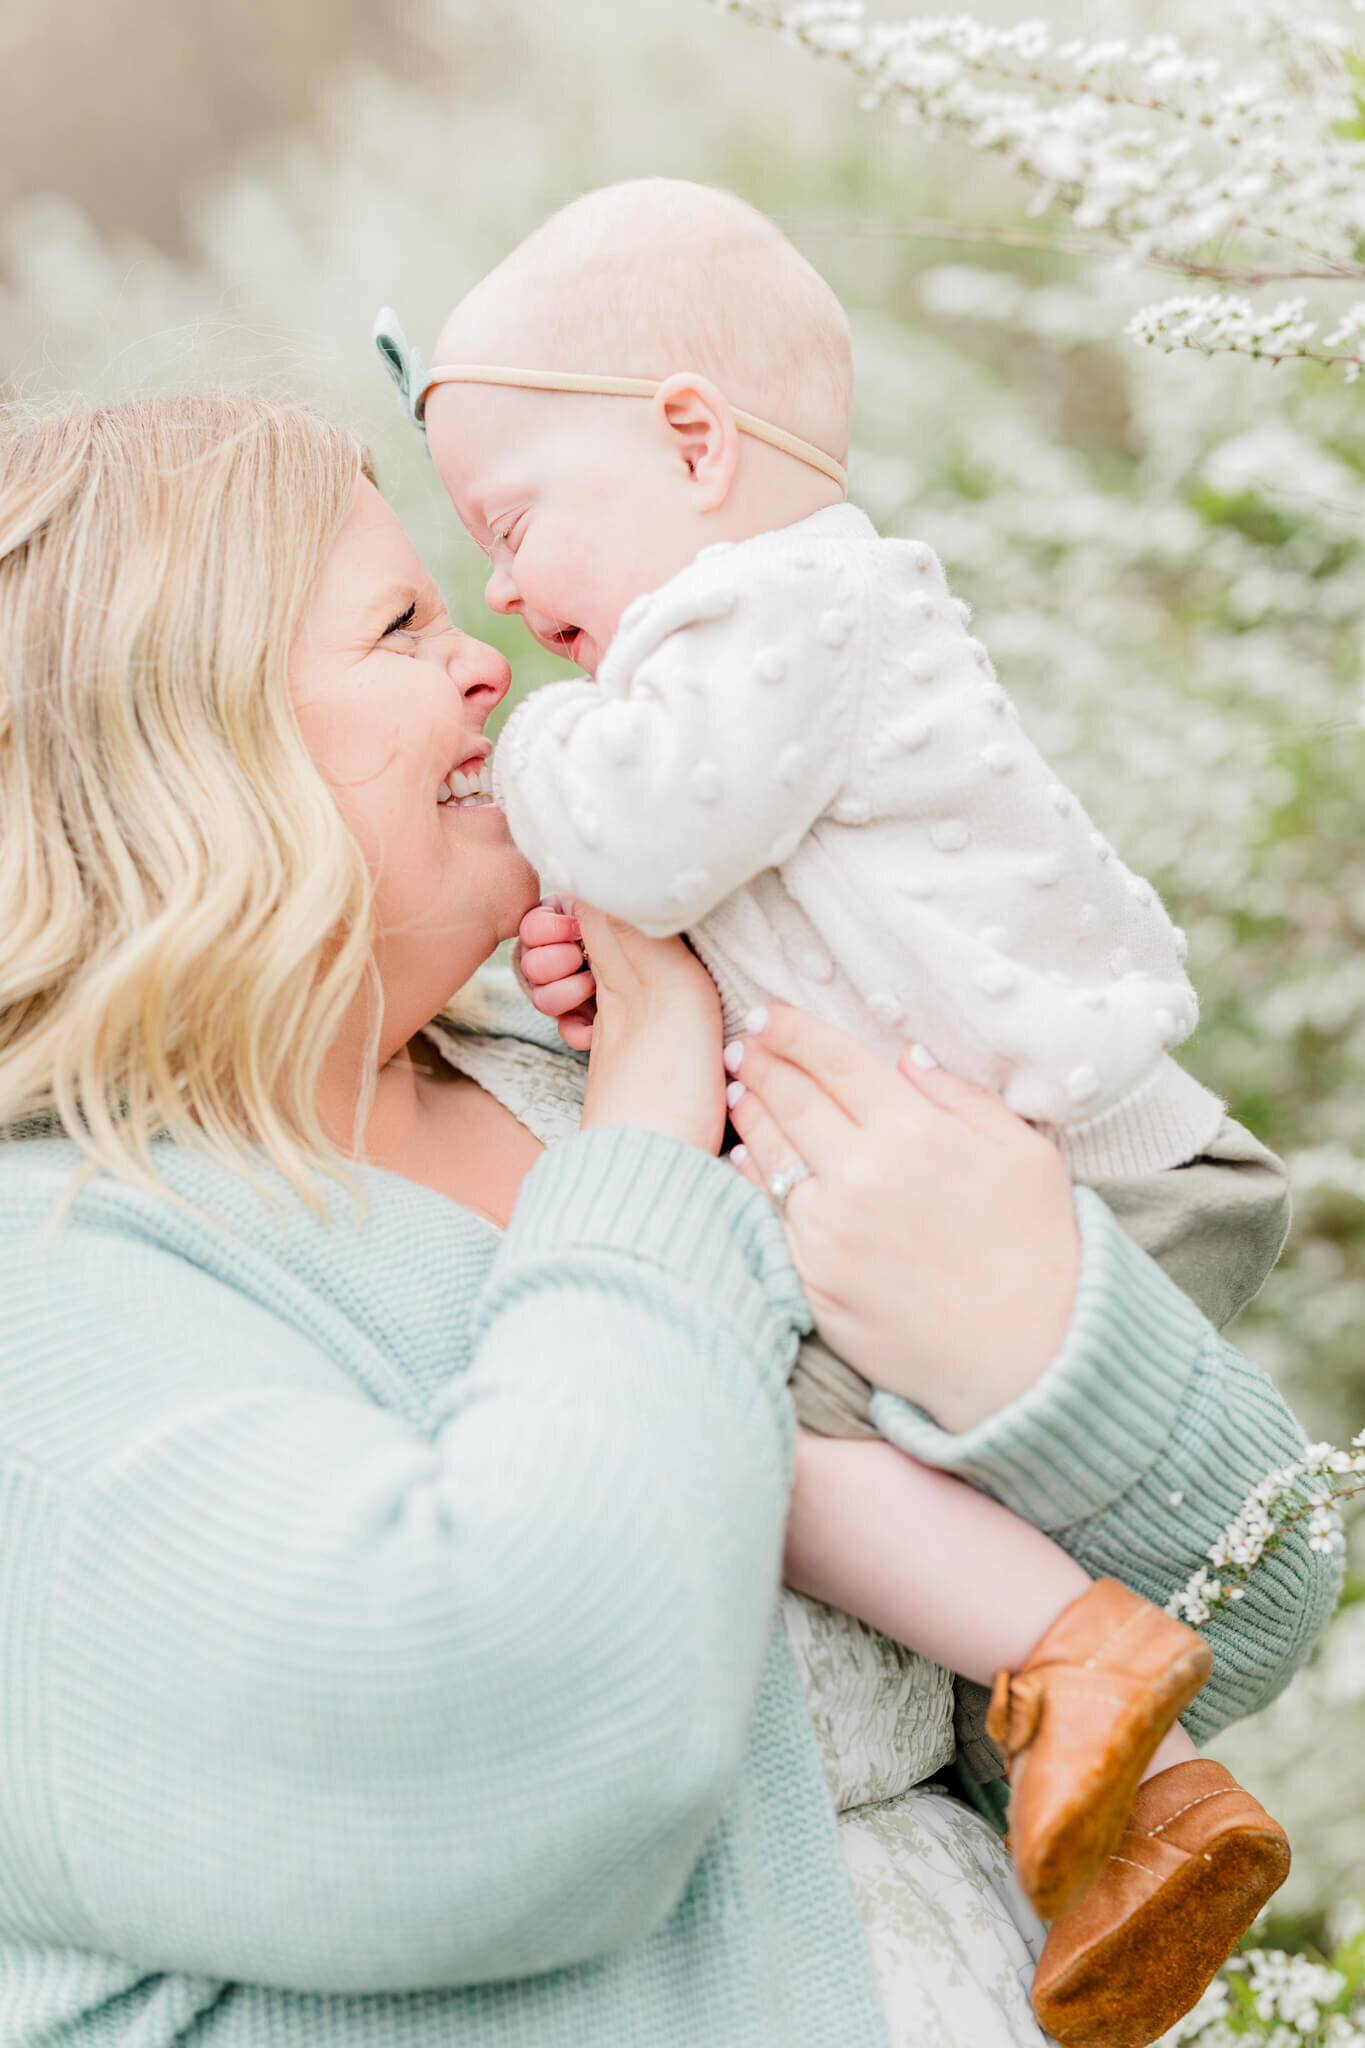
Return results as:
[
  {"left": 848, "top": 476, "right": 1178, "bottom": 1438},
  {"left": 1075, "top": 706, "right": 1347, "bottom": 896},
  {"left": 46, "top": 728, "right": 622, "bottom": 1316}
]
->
[{"left": 768, "top": 1160, "right": 815, "bottom": 1213}]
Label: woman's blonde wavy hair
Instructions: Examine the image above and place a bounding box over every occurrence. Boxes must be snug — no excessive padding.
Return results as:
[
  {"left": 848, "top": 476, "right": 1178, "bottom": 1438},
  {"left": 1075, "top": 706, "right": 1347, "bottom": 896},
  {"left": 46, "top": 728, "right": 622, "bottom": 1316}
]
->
[{"left": 0, "top": 394, "right": 377, "bottom": 1209}]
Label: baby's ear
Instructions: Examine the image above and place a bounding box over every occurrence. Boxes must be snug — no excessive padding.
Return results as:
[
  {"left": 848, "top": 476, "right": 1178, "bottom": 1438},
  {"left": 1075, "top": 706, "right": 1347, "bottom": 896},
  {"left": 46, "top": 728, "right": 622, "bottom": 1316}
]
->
[{"left": 653, "top": 372, "right": 740, "bottom": 511}]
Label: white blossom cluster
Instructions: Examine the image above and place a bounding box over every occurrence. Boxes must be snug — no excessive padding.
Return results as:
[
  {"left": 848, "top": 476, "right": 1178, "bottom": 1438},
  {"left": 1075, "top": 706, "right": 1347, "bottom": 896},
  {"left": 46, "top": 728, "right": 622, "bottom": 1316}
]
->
[
  {"left": 1129, "top": 295, "right": 1365, "bottom": 378},
  {"left": 716, "top": 0, "right": 1365, "bottom": 375},
  {"left": 1160, "top": 1943, "right": 1365, "bottom": 2044},
  {"left": 1169, "top": 1437, "right": 1365, "bottom": 1628}
]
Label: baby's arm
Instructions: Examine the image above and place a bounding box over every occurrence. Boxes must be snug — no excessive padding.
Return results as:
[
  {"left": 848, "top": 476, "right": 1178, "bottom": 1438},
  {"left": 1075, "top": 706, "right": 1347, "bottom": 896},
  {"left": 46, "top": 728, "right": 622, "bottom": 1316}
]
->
[
  {"left": 785, "top": 1426, "right": 1097, "bottom": 1687},
  {"left": 492, "top": 550, "right": 860, "bottom": 933}
]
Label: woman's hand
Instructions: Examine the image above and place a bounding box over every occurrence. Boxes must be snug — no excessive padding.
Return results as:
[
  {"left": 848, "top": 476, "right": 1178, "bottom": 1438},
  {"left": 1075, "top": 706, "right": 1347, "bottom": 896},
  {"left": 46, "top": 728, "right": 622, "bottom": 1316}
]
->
[
  {"left": 576, "top": 904, "right": 727, "bottom": 1154},
  {"left": 725, "top": 1006, "right": 1081, "bottom": 1432}
]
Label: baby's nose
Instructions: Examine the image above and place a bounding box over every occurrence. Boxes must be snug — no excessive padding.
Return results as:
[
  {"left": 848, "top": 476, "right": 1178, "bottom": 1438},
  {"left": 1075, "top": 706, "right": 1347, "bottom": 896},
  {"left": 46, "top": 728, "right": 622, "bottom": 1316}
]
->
[{"left": 484, "top": 559, "right": 519, "bottom": 615}]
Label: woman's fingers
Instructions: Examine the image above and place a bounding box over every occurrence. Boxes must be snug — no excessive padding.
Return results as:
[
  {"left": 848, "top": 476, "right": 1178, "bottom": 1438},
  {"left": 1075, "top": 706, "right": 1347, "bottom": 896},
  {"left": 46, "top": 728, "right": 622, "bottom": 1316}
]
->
[
  {"left": 897, "top": 1042, "right": 1019, "bottom": 1137},
  {"left": 739, "top": 1004, "right": 936, "bottom": 1130},
  {"left": 726, "top": 1036, "right": 856, "bottom": 1178},
  {"left": 727, "top": 1085, "right": 817, "bottom": 1215}
]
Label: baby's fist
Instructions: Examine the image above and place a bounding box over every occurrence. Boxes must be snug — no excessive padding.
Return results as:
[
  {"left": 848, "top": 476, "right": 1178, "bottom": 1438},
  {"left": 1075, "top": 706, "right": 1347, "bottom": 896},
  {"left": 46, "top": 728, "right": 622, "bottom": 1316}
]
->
[{"left": 517, "top": 900, "right": 597, "bottom": 1050}]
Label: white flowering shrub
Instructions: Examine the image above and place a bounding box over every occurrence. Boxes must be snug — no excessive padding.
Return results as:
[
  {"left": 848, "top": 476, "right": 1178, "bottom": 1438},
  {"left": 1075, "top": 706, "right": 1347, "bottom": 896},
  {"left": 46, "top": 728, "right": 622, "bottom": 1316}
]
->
[
  {"left": 717, "top": 0, "right": 1365, "bottom": 1981},
  {"left": 1159, "top": 1925, "right": 1365, "bottom": 2043},
  {"left": 715, "top": 0, "right": 1365, "bottom": 372}
]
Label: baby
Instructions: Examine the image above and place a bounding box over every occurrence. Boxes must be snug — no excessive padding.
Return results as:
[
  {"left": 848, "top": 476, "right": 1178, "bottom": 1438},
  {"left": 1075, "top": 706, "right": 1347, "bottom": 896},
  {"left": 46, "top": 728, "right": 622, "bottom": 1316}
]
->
[{"left": 376, "top": 178, "right": 1292, "bottom": 2048}]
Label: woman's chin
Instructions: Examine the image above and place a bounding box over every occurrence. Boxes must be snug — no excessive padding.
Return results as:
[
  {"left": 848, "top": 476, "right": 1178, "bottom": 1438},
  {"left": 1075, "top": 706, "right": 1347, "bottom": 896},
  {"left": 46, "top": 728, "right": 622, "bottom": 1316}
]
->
[{"left": 498, "top": 845, "right": 542, "bottom": 937}]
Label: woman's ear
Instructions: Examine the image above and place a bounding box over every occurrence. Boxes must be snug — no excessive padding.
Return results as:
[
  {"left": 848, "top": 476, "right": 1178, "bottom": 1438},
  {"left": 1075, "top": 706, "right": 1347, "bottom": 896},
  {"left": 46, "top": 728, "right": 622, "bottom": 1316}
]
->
[{"left": 652, "top": 372, "right": 740, "bottom": 512}]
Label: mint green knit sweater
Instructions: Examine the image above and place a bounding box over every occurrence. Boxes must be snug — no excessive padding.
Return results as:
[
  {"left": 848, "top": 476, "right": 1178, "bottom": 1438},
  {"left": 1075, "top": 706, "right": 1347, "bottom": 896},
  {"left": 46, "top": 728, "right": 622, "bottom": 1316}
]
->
[{"left": 0, "top": 1032, "right": 1339, "bottom": 2044}]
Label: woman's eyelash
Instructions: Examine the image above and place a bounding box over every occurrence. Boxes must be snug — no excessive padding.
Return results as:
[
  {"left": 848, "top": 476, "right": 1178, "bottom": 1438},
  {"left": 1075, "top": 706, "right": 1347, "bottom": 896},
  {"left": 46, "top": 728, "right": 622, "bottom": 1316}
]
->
[{"left": 382, "top": 602, "right": 417, "bottom": 637}]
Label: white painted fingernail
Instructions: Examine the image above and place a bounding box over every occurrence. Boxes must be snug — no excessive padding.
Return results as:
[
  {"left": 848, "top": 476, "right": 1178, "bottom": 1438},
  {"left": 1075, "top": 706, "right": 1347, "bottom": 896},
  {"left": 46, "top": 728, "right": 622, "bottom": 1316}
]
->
[
  {"left": 723, "top": 1040, "right": 745, "bottom": 1074},
  {"left": 909, "top": 1043, "right": 939, "bottom": 1069},
  {"left": 726, "top": 1079, "right": 746, "bottom": 1108},
  {"left": 731, "top": 1143, "right": 749, "bottom": 1166},
  {"left": 743, "top": 1006, "right": 769, "bottom": 1034}
]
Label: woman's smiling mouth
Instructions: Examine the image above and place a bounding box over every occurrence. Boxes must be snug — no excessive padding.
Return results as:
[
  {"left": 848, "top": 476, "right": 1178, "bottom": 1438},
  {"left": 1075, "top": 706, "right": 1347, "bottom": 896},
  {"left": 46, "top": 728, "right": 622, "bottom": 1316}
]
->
[{"left": 438, "top": 754, "right": 496, "bottom": 808}]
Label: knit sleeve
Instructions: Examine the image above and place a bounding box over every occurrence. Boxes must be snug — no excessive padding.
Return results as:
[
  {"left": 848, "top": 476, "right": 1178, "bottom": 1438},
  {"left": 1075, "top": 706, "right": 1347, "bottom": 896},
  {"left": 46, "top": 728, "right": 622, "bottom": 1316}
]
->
[
  {"left": 869, "top": 1190, "right": 1341, "bottom": 1742},
  {"left": 491, "top": 549, "right": 860, "bottom": 933},
  {"left": 10, "top": 1133, "right": 808, "bottom": 1992}
]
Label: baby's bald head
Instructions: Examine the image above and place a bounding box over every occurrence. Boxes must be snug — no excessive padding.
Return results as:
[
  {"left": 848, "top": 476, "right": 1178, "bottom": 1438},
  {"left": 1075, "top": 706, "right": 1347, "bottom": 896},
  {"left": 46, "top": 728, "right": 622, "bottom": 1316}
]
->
[{"left": 433, "top": 179, "right": 852, "bottom": 464}]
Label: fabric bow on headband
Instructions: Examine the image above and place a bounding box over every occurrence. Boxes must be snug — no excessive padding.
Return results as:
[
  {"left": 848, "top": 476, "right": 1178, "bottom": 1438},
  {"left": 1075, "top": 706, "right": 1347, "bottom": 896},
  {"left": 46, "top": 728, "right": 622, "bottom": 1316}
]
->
[
  {"left": 371, "top": 305, "right": 849, "bottom": 495},
  {"left": 373, "top": 307, "right": 429, "bottom": 438}
]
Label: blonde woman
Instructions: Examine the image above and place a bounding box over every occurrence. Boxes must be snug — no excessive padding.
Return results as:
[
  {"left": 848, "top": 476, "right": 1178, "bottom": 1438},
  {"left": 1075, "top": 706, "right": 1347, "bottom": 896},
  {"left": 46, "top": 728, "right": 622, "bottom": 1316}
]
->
[{"left": 0, "top": 397, "right": 1336, "bottom": 2048}]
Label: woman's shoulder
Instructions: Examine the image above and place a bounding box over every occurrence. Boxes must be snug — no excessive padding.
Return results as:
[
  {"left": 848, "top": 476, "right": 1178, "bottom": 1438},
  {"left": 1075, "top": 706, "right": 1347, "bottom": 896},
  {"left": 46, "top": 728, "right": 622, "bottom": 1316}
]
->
[
  {"left": 0, "top": 1134, "right": 500, "bottom": 1378},
  {"left": 0, "top": 1132, "right": 506, "bottom": 1501}
]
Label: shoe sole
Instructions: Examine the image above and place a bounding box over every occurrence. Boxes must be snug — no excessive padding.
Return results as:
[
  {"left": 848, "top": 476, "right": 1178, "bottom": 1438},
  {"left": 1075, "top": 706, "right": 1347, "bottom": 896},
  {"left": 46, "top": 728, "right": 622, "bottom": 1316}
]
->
[
  {"left": 1024, "top": 1645, "right": 1212, "bottom": 1921},
  {"left": 1031, "top": 1823, "right": 1292, "bottom": 2048}
]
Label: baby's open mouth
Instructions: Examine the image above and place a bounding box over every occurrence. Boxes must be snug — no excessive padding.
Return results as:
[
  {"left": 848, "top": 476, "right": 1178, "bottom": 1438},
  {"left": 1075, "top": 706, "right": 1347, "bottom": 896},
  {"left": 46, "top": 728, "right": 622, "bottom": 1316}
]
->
[
  {"left": 545, "top": 625, "right": 584, "bottom": 663},
  {"left": 438, "top": 754, "right": 495, "bottom": 808}
]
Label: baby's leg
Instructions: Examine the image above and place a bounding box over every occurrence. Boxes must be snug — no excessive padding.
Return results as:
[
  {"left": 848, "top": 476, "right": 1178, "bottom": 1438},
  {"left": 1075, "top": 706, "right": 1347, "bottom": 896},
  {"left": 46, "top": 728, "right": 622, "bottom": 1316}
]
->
[
  {"left": 788, "top": 1429, "right": 1284, "bottom": 2038},
  {"left": 785, "top": 1428, "right": 1197, "bottom": 1781}
]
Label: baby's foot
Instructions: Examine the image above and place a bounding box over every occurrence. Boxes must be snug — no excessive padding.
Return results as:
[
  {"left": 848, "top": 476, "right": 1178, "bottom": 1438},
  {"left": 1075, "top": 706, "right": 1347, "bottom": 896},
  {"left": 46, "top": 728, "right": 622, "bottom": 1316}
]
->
[
  {"left": 1029, "top": 1759, "right": 1290, "bottom": 2048},
  {"left": 986, "top": 1577, "right": 1212, "bottom": 1920}
]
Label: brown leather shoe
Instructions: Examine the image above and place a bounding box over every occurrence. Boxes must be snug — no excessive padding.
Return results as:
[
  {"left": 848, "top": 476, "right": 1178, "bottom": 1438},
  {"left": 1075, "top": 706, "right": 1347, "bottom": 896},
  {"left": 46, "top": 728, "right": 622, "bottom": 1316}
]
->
[
  {"left": 1030, "top": 1759, "right": 1291, "bottom": 2048},
  {"left": 986, "top": 1578, "right": 1212, "bottom": 1919}
]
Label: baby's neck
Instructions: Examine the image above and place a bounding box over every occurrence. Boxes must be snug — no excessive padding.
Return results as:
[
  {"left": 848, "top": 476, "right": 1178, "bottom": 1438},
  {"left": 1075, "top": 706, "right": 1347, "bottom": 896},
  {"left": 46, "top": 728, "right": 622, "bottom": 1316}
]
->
[{"left": 707, "top": 444, "right": 846, "bottom": 549}]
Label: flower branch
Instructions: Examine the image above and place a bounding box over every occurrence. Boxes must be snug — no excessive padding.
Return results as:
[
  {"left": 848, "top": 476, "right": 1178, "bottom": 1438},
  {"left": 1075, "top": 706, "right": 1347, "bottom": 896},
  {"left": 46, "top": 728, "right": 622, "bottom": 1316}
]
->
[
  {"left": 714, "top": 0, "right": 1365, "bottom": 375},
  {"left": 1168, "top": 1435, "right": 1365, "bottom": 1630}
]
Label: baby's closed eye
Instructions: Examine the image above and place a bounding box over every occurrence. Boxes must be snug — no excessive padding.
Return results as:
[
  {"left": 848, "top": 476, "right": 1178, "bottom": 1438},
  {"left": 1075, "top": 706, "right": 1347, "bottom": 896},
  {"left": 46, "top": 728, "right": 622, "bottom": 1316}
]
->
[{"left": 489, "top": 511, "right": 527, "bottom": 553}]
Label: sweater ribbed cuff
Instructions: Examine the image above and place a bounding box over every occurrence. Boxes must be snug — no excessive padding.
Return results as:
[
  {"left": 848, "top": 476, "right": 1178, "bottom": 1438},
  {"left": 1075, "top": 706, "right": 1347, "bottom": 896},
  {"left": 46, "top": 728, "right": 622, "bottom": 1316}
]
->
[
  {"left": 1058, "top": 1056, "right": 1224, "bottom": 1180},
  {"left": 496, "top": 1126, "right": 811, "bottom": 1346},
  {"left": 869, "top": 1189, "right": 1211, "bottom": 1532}
]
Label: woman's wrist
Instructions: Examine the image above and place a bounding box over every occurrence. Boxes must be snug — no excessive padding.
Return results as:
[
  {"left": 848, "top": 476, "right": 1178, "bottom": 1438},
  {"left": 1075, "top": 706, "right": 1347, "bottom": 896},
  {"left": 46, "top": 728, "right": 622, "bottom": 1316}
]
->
[
  {"left": 575, "top": 908, "right": 727, "bottom": 1153},
  {"left": 904, "top": 1201, "right": 1081, "bottom": 1433},
  {"left": 867, "top": 1190, "right": 1198, "bottom": 1521}
]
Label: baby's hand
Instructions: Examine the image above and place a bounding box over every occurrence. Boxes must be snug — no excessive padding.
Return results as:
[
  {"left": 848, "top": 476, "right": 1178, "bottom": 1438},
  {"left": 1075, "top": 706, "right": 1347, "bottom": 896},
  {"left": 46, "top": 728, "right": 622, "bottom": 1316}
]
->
[{"left": 518, "top": 900, "right": 597, "bottom": 1051}]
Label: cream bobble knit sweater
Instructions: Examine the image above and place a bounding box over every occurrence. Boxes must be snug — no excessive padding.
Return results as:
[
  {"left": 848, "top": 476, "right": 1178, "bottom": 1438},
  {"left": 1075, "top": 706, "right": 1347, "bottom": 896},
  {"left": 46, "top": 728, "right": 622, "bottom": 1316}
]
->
[{"left": 494, "top": 503, "right": 1224, "bottom": 1181}]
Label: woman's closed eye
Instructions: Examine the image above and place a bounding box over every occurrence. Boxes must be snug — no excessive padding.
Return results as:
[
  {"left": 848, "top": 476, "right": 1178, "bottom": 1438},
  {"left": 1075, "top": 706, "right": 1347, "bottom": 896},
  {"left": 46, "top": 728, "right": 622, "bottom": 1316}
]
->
[
  {"left": 381, "top": 601, "right": 418, "bottom": 643},
  {"left": 381, "top": 598, "right": 448, "bottom": 653}
]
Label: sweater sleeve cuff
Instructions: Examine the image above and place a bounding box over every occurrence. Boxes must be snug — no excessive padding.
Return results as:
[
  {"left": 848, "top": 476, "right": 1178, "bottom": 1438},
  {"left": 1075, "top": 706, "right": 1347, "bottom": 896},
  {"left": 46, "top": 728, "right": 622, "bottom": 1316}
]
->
[
  {"left": 496, "top": 1126, "right": 812, "bottom": 1350},
  {"left": 869, "top": 1189, "right": 1210, "bottom": 1531}
]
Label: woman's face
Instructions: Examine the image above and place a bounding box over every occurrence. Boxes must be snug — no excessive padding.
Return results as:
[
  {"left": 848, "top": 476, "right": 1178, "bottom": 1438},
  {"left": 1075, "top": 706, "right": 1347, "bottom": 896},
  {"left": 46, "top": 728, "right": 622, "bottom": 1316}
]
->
[{"left": 291, "top": 479, "right": 537, "bottom": 1052}]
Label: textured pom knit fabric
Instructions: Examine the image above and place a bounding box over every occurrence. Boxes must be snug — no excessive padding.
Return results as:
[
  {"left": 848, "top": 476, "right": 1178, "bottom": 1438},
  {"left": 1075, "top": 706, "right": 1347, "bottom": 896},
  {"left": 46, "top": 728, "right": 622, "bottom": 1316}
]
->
[
  {"left": 493, "top": 503, "right": 1224, "bottom": 1179},
  {"left": 0, "top": 988, "right": 1338, "bottom": 2045}
]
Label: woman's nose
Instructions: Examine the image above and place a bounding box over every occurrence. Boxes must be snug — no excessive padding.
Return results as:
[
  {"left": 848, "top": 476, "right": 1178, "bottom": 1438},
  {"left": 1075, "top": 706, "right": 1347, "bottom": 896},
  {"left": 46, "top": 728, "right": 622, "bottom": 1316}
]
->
[
  {"left": 484, "top": 558, "right": 519, "bottom": 616},
  {"left": 451, "top": 634, "right": 512, "bottom": 717}
]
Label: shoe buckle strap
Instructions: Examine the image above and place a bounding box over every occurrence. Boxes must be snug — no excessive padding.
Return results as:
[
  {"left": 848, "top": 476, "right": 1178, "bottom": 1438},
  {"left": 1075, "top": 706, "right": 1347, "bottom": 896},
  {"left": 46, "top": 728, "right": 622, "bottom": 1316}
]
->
[{"left": 985, "top": 1667, "right": 1043, "bottom": 1759}]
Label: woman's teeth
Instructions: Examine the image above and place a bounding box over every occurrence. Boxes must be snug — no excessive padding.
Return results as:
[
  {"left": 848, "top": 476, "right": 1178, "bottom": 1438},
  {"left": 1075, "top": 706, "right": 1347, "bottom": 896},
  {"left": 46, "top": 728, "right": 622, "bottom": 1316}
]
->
[{"left": 438, "top": 761, "right": 495, "bottom": 807}]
